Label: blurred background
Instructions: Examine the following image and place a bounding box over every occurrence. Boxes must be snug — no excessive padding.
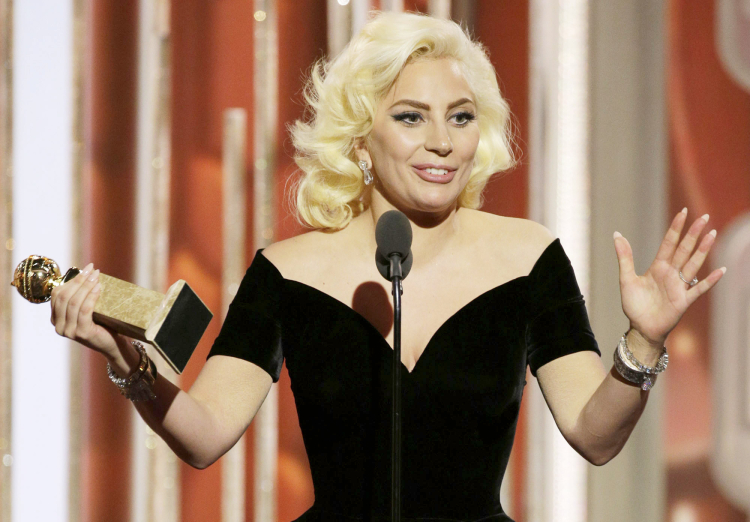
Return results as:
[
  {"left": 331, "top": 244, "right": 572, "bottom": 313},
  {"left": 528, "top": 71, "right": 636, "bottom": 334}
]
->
[{"left": 0, "top": 0, "right": 749, "bottom": 521}]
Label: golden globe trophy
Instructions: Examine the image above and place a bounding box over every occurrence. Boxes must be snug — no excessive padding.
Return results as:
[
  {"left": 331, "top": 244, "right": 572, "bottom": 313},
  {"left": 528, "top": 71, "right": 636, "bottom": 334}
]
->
[{"left": 10, "top": 255, "right": 212, "bottom": 374}]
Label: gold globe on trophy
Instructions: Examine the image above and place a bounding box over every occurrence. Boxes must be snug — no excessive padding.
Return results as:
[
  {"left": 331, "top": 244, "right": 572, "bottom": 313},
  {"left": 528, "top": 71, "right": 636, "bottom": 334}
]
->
[
  {"left": 10, "top": 255, "right": 81, "bottom": 303},
  {"left": 10, "top": 254, "right": 212, "bottom": 374}
]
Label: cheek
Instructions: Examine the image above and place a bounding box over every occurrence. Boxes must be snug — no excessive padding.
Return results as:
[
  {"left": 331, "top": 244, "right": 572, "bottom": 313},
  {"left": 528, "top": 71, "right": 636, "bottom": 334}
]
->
[
  {"left": 455, "top": 130, "right": 481, "bottom": 162},
  {"left": 372, "top": 129, "right": 421, "bottom": 164}
]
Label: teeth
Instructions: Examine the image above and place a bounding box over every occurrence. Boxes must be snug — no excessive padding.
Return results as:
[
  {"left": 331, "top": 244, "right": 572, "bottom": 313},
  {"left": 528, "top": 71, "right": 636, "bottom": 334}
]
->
[{"left": 424, "top": 168, "right": 448, "bottom": 175}]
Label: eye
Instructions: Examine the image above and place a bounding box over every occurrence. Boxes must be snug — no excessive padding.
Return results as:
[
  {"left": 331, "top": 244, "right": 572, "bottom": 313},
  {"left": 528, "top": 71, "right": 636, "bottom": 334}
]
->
[
  {"left": 450, "top": 111, "right": 476, "bottom": 126},
  {"left": 391, "top": 112, "right": 424, "bottom": 126}
]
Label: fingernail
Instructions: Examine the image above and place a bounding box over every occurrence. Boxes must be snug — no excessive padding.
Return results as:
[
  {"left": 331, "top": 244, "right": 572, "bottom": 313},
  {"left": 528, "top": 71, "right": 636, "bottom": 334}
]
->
[
  {"left": 701, "top": 213, "right": 709, "bottom": 223},
  {"left": 681, "top": 207, "right": 688, "bottom": 215},
  {"left": 613, "top": 231, "right": 622, "bottom": 239},
  {"left": 88, "top": 269, "right": 99, "bottom": 282},
  {"left": 709, "top": 229, "right": 717, "bottom": 237},
  {"left": 80, "top": 263, "right": 93, "bottom": 276},
  {"left": 720, "top": 267, "right": 727, "bottom": 274}
]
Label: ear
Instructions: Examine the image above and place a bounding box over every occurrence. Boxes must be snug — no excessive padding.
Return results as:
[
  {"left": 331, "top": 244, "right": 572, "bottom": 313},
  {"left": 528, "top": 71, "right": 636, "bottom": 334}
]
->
[{"left": 354, "top": 139, "right": 372, "bottom": 168}]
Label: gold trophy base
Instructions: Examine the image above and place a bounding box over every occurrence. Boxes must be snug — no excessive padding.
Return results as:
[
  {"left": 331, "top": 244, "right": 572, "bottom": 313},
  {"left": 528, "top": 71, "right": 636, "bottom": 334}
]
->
[{"left": 93, "top": 275, "right": 211, "bottom": 374}]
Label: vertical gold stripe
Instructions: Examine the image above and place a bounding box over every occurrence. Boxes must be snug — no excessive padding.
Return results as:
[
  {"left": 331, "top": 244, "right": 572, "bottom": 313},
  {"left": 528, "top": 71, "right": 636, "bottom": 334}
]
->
[
  {"left": 527, "top": 0, "right": 591, "bottom": 520},
  {"left": 427, "top": 0, "right": 451, "bottom": 19},
  {"left": 68, "top": 0, "right": 86, "bottom": 520},
  {"left": 147, "top": 1, "right": 179, "bottom": 521},
  {"left": 253, "top": 1, "right": 278, "bottom": 520},
  {"left": 0, "top": 0, "right": 12, "bottom": 520},
  {"left": 327, "top": 0, "right": 351, "bottom": 57},
  {"left": 351, "top": 0, "right": 371, "bottom": 35},
  {"left": 133, "top": 0, "right": 178, "bottom": 521},
  {"left": 221, "top": 108, "right": 248, "bottom": 522},
  {"left": 381, "top": 0, "right": 404, "bottom": 12}
]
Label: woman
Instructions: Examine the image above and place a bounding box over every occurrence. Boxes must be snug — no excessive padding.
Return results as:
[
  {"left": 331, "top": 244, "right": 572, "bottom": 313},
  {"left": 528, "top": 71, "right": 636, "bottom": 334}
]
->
[{"left": 50, "top": 12, "right": 724, "bottom": 522}]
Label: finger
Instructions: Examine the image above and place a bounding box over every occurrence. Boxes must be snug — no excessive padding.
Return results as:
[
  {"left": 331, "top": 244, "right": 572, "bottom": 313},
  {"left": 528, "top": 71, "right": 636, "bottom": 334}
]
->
[
  {"left": 52, "top": 263, "right": 93, "bottom": 336},
  {"left": 671, "top": 214, "right": 710, "bottom": 269},
  {"left": 680, "top": 229, "right": 716, "bottom": 280},
  {"left": 64, "top": 269, "right": 100, "bottom": 339},
  {"left": 614, "top": 231, "right": 638, "bottom": 286},
  {"left": 686, "top": 267, "right": 726, "bottom": 307},
  {"left": 655, "top": 208, "right": 688, "bottom": 262},
  {"left": 76, "top": 281, "right": 102, "bottom": 338}
]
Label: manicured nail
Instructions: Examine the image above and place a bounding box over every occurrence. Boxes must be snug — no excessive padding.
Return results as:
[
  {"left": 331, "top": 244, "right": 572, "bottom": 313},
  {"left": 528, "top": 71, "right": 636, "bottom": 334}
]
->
[
  {"left": 709, "top": 229, "right": 717, "bottom": 237},
  {"left": 701, "top": 213, "right": 709, "bottom": 223},
  {"left": 87, "top": 269, "right": 99, "bottom": 282},
  {"left": 80, "top": 263, "right": 93, "bottom": 276},
  {"left": 613, "top": 231, "right": 622, "bottom": 239},
  {"left": 720, "top": 267, "right": 727, "bottom": 274},
  {"left": 681, "top": 207, "right": 688, "bottom": 214}
]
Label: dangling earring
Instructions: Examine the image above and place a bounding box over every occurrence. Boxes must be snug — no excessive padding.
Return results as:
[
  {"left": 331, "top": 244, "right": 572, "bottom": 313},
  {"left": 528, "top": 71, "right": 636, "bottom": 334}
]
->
[{"left": 358, "top": 160, "right": 373, "bottom": 186}]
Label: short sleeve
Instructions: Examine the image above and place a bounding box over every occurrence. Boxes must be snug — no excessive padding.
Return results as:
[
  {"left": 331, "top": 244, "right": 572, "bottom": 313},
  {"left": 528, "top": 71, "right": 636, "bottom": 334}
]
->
[
  {"left": 207, "top": 250, "right": 284, "bottom": 382},
  {"left": 525, "top": 239, "right": 601, "bottom": 377}
]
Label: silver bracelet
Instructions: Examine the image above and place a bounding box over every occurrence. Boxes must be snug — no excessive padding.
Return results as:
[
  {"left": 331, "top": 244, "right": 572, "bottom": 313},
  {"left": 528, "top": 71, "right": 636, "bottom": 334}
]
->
[
  {"left": 612, "top": 332, "right": 668, "bottom": 391},
  {"left": 107, "top": 341, "right": 157, "bottom": 401}
]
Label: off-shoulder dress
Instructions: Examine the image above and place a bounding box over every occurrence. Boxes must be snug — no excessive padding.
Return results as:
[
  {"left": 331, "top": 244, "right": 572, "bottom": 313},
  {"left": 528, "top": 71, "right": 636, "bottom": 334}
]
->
[{"left": 208, "top": 238, "right": 601, "bottom": 522}]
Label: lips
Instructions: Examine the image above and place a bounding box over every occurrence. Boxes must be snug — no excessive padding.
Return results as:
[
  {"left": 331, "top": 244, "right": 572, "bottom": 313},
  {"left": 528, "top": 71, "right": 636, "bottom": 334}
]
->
[{"left": 411, "top": 164, "right": 457, "bottom": 184}]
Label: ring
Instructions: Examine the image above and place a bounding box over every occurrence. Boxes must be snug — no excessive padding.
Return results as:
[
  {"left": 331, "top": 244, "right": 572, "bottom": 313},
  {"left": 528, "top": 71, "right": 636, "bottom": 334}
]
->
[{"left": 679, "top": 270, "right": 698, "bottom": 287}]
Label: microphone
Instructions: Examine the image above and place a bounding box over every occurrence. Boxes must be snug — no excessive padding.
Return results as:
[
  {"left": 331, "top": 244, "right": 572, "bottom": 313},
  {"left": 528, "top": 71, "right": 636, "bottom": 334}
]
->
[
  {"left": 375, "top": 210, "right": 413, "bottom": 281},
  {"left": 374, "top": 210, "right": 412, "bottom": 522}
]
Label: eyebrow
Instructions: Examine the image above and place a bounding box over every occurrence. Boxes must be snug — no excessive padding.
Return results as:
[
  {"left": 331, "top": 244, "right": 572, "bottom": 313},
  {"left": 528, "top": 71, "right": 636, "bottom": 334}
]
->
[{"left": 389, "top": 97, "right": 475, "bottom": 111}]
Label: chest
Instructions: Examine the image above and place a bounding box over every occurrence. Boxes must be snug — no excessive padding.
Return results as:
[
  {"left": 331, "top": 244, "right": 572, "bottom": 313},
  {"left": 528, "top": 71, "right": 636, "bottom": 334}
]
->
[
  {"left": 292, "top": 258, "right": 527, "bottom": 374},
  {"left": 281, "top": 274, "right": 529, "bottom": 420}
]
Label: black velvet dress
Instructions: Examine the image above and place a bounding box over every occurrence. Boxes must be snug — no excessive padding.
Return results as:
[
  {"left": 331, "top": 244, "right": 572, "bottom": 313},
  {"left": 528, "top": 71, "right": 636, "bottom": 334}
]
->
[{"left": 208, "top": 238, "right": 600, "bottom": 522}]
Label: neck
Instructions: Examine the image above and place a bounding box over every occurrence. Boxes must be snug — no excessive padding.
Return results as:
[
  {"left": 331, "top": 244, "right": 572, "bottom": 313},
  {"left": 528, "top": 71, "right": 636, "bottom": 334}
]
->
[{"left": 360, "top": 193, "right": 462, "bottom": 265}]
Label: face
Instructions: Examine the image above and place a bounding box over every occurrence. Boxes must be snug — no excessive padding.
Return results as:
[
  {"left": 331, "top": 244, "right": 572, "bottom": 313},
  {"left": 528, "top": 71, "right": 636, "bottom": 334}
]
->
[{"left": 358, "top": 58, "right": 480, "bottom": 217}]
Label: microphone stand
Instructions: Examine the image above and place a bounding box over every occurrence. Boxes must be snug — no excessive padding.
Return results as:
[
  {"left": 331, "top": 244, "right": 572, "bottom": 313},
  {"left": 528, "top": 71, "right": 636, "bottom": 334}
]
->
[{"left": 389, "top": 255, "right": 403, "bottom": 522}]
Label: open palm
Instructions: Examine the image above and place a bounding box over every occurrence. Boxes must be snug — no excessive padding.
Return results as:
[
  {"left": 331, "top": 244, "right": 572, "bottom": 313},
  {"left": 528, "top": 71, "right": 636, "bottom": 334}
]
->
[{"left": 614, "top": 209, "right": 726, "bottom": 345}]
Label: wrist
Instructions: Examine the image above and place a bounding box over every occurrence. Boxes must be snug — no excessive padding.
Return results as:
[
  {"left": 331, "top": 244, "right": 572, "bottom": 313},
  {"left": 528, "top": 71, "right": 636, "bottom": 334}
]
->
[
  {"left": 613, "top": 331, "right": 668, "bottom": 390},
  {"left": 107, "top": 340, "right": 158, "bottom": 401},
  {"left": 626, "top": 328, "right": 664, "bottom": 367},
  {"left": 106, "top": 336, "right": 142, "bottom": 379}
]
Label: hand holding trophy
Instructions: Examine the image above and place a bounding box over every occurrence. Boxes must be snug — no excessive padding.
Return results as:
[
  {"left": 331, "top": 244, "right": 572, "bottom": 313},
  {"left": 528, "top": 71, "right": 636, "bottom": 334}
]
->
[{"left": 10, "top": 255, "right": 212, "bottom": 374}]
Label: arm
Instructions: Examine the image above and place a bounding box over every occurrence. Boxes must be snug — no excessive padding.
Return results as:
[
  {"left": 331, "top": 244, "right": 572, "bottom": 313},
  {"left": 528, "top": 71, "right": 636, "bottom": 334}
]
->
[
  {"left": 536, "top": 209, "right": 725, "bottom": 465},
  {"left": 536, "top": 330, "right": 656, "bottom": 466},
  {"left": 51, "top": 266, "right": 272, "bottom": 469},
  {"left": 111, "top": 340, "right": 272, "bottom": 469}
]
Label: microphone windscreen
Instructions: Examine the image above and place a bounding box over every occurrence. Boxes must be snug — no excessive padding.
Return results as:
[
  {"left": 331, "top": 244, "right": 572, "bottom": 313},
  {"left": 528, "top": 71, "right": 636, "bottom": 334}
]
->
[{"left": 375, "top": 210, "right": 413, "bottom": 258}]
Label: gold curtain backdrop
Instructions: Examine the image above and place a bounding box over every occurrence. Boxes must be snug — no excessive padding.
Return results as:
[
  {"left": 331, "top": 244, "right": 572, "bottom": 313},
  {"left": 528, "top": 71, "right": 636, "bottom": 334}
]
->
[
  {"left": 1, "top": 0, "right": 749, "bottom": 521},
  {"left": 666, "top": 0, "right": 750, "bottom": 520},
  {"left": 77, "top": 1, "right": 530, "bottom": 521}
]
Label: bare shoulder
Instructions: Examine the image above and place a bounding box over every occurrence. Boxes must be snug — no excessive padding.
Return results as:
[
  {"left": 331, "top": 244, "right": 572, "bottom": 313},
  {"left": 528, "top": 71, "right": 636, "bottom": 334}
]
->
[
  {"left": 261, "top": 230, "right": 332, "bottom": 279},
  {"left": 460, "top": 209, "right": 556, "bottom": 275},
  {"left": 261, "top": 225, "right": 361, "bottom": 283}
]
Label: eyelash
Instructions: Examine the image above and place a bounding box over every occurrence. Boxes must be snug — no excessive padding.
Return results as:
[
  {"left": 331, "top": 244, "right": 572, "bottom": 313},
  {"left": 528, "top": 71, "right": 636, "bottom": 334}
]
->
[{"left": 391, "top": 111, "right": 477, "bottom": 127}]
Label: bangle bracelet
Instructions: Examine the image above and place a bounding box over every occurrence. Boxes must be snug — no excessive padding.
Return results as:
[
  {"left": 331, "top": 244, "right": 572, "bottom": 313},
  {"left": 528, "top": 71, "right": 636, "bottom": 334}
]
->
[
  {"left": 613, "top": 332, "right": 668, "bottom": 391},
  {"left": 620, "top": 331, "right": 668, "bottom": 374},
  {"left": 107, "top": 341, "right": 157, "bottom": 401}
]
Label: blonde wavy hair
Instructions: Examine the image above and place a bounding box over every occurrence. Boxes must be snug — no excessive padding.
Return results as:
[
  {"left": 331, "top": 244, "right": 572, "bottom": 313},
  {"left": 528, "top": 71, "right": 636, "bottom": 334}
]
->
[{"left": 292, "top": 11, "right": 516, "bottom": 230}]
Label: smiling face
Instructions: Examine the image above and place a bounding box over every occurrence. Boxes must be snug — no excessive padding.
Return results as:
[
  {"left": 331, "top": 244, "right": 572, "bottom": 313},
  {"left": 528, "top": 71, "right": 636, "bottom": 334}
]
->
[{"left": 357, "top": 57, "right": 481, "bottom": 218}]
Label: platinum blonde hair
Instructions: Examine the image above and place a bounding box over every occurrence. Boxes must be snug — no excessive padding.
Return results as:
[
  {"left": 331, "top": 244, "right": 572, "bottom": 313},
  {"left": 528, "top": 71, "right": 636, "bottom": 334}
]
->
[{"left": 292, "top": 11, "right": 516, "bottom": 229}]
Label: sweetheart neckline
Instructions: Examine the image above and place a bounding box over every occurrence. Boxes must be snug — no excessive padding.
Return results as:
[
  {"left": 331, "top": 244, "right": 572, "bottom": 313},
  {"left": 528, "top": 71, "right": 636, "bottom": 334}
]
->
[
  {"left": 258, "top": 238, "right": 560, "bottom": 374},
  {"left": 286, "top": 275, "right": 525, "bottom": 374}
]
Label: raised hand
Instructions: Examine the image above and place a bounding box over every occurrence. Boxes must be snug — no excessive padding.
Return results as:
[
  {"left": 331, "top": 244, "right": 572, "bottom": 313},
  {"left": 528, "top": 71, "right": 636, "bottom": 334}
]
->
[{"left": 613, "top": 208, "right": 726, "bottom": 346}]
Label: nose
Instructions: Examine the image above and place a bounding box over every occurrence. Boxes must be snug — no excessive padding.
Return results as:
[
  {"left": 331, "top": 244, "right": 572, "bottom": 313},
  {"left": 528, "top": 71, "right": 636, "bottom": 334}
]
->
[{"left": 425, "top": 122, "right": 453, "bottom": 157}]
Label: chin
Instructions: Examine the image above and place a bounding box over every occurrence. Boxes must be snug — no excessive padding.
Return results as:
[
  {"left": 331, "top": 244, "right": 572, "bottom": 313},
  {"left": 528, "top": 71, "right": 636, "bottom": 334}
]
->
[
  {"left": 416, "top": 188, "right": 462, "bottom": 211},
  {"left": 408, "top": 194, "right": 459, "bottom": 216}
]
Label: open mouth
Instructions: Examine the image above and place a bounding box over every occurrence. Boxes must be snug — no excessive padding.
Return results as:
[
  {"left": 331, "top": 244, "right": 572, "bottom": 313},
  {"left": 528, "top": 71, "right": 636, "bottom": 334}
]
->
[{"left": 412, "top": 165, "right": 457, "bottom": 184}]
